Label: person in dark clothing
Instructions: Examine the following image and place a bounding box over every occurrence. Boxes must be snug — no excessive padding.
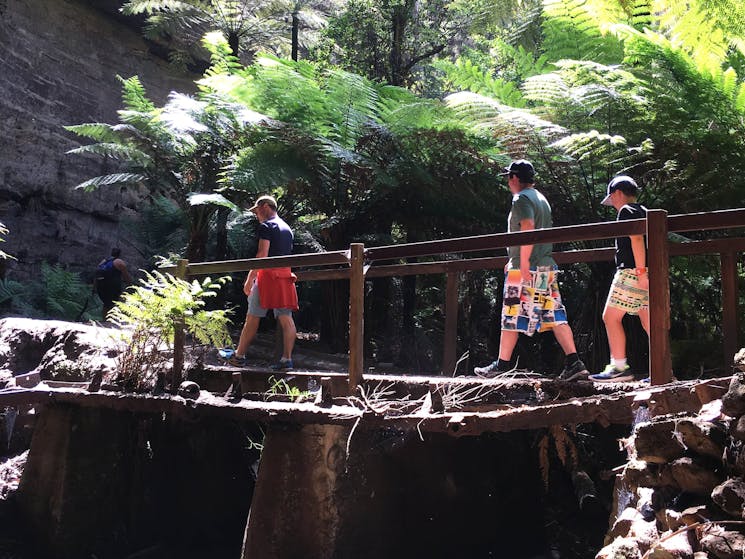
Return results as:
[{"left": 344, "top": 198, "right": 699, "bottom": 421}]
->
[
  {"left": 229, "top": 195, "right": 299, "bottom": 370},
  {"left": 94, "top": 248, "right": 133, "bottom": 318},
  {"left": 590, "top": 175, "right": 649, "bottom": 382}
]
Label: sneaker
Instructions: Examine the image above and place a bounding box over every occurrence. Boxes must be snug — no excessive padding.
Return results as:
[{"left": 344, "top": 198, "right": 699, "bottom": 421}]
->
[
  {"left": 589, "top": 363, "right": 634, "bottom": 383},
  {"left": 559, "top": 359, "right": 590, "bottom": 381},
  {"left": 271, "top": 358, "right": 294, "bottom": 371},
  {"left": 227, "top": 354, "right": 248, "bottom": 367},
  {"left": 474, "top": 361, "right": 507, "bottom": 378}
]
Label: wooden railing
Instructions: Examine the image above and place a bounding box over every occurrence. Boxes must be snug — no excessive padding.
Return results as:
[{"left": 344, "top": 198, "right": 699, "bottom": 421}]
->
[{"left": 162, "top": 208, "right": 745, "bottom": 391}]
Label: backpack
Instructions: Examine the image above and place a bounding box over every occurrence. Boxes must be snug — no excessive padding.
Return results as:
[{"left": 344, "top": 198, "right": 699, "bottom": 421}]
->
[{"left": 95, "top": 257, "right": 117, "bottom": 283}]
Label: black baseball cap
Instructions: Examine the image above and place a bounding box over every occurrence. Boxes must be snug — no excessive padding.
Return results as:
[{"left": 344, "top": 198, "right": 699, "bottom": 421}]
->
[
  {"left": 499, "top": 159, "right": 535, "bottom": 182},
  {"left": 601, "top": 175, "right": 638, "bottom": 206}
]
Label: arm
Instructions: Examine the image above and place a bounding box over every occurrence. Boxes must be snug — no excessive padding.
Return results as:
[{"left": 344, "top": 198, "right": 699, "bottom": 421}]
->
[
  {"left": 113, "top": 259, "right": 133, "bottom": 283},
  {"left": 244, "top": 239, "right": 270, "bottom": 295},
  {"left": 630, "top": 234, "right": 648, "bottom": 288},
  {"left": 519, "top": 218, "right": 535, "bottom": 282}
]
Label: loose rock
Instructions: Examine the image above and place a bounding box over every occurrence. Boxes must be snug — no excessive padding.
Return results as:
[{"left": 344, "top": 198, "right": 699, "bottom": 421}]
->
[
  {"left": 647, "top": 530, "right": 694, "bottom": 559},
  {"left": 675, "top": 419, "right": 726, "bottom": 460},
  {"left": 722, "top": 372, "right": 745, "bottom": 418},
  {"left": 699, "top": 528, "right": 745, "bottom": 559},
  {"left": 634, "top": 420, "right": 686, "bottom": 464},
  {"left": 596, "top": 536, "right": 643, "bottom": 559},
  {"left": 670, "top": 458, "right": 722, "bottom": 496},
  {"left": 711, "top": 478, "right": 745, "bottom": 518}
]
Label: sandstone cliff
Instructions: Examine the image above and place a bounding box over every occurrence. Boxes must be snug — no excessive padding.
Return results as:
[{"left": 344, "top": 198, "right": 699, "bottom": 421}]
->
[{"left": 0, "top": 0, "right": 196, "bottom": 281}]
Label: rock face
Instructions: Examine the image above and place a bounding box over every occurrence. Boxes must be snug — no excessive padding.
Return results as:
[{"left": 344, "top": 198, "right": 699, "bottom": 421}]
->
[
  {"left": 600, "top": 363, "right": 745, "bottom": 559},
  {"left": 0, "top": 0, "right": 196, "bottom": 281},
  {"left": 0, "top": 317, "right": 119, "bottom": 383}
]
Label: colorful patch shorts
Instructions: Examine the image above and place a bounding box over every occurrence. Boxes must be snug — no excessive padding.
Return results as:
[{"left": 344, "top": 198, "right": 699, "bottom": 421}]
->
[
  {"left": 606, "top": 269, "right": 649, "bottom": 315},
  {"left": 501, "top": 266, "right": 568, "bottom": 336}
]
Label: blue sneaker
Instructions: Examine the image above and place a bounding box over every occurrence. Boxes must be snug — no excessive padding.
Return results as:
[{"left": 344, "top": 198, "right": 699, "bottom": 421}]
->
[
  {"left": 271, "top": 358, "right": 294, "bottom": 371},
  {"left": 589, "top": 363, "right": 634, "bottom": 383}
]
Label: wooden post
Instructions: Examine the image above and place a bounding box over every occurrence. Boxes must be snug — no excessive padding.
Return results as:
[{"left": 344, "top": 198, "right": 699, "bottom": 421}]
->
[
  {"left": 442, "top": 271, "right": 460, "bottom": 375},
  {"left": 721, "top": 251, "right": 740, "bottom": 370},
  {"left": 172, "top": 259, "right": 188, "bottom": 394},
  {"left": 348, "top": 244, "right": 365, "bottom": 393},
  {"left": 646, "top": 210, "right": 672, "bottom": 385}
]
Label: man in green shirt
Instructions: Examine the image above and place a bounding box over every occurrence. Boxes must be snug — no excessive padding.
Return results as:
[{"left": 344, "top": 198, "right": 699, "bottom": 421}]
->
[{"left": 475, "top": 160, "right": 589, "bottom": 381}]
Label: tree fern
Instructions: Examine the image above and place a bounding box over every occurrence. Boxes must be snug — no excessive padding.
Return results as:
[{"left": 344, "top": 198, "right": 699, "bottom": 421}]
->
[
  {"left": 542, "top": 0, "right": 625, "bottom": 64},
  {"left": 436, "top": 58, "right": 527, "bottom": 107}
]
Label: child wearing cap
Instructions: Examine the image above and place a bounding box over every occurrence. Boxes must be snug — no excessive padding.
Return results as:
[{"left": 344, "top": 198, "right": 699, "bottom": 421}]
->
[{"left": 589, "top": 176, "right": 649, "bottom": 382}]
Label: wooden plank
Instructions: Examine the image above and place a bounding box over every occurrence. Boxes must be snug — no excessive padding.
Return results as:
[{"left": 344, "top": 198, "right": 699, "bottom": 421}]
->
[
  {"left": 171, "top": 259, "right": 188, "bottom": 393},
  {"left": 0, "top": 376, "right": 727, "bottom": 435},
  {"left": 668, "top": 208, "right": 745, "bottom": 233},
  {"left": 160, "top": 251, "right": 350, "bottom": 276},
  {"left": 721, "top": 251, "right": 740, "bottom": 369},
  {"left": 647, "top": 210, "right": 672, "bottom": 385},
  {"left": 364, "top": 219, "right": 647, "bottom": 261},
  {"left": 670, "top": 237, "right": 745, "bottom": 256},
  {"left": 348, "top": 243, "right": 365, "bottom": 393},
  {"left": 442, "top": 272, "right": 460, "bottom": 375}
]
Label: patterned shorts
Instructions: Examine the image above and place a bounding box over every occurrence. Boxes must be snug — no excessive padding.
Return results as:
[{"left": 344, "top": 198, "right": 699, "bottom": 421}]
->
[
  {"left": 606, "top": 269, "right": 649, "bottom": 315},
  {"left": 501, "top": 267, "right": 568, "bottom": 336}
]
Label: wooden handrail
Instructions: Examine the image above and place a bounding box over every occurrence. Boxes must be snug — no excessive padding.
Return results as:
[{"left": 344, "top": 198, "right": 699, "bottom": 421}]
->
[{"left": 163, "top": 208, "right": 745, "bottom": 390}]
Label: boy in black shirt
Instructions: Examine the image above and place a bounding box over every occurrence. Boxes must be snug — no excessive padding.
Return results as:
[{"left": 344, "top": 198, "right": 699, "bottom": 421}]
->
[{"left": 590, "top": 176, "right": 649, "bottom": 382}]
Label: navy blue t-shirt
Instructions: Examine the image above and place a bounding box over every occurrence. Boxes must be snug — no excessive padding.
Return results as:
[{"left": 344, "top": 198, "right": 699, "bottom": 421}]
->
[
  {"left": 615, "top": 203, "right": 647, "bottom": 269},
  {"left": 258, "top": 215, "right": 294, "bottom": 257}
]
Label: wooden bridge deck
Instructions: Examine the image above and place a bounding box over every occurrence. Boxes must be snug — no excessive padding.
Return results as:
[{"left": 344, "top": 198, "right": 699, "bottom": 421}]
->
[{"left": 0, "top": 373, "right": 730, "bottom": 437}]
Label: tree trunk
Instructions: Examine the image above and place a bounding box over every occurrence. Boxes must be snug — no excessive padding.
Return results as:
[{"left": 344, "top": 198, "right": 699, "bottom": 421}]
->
[
  {"left": 291, "top": 11, "right": 299, "bottom": 61},
  {"left": 186, "top": 207, "right": 209, "bottom": 263},
  {"left": 215, "top": 206, "right": 229, "bottom": 261},
  {"left": 389, "top": 4, "right": 407, "bottom": 86},
  {"left": 228, "top": 32, "right": 240, "bottom": 59}
]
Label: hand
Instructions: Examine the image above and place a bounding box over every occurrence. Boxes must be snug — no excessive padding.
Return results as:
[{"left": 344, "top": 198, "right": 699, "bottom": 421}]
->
[
  {"left": 520, "top": 264, "right": 532, "bottom": 283},
  {"left": 243, "top": 274, "right": 255, "bottom": 296},
  {"left": 636, "top": 273, "right": 649, "bottom": 291}
]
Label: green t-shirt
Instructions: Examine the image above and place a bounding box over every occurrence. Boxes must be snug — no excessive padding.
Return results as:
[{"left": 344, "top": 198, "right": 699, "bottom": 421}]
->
[{"left": 507, "top": 187, "right": 556, "bottom": 268}]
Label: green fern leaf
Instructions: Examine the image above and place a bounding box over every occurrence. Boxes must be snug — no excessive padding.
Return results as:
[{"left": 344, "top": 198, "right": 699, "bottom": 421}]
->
[{"left": 73, "top": 173, "right": 146, "bottom": 192}]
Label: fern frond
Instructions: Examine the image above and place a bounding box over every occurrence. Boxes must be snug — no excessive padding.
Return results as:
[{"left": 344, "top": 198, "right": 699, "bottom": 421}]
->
[
  {"left": 64, "top": 123, "right": 120, "bottom": 142},
  {"left": 117, "top": 75, "right": 157, "bottom": 113},
  {"left": 73, "top": 173, "right": 147, "bottom": 192},
  {"left": 66, "top": 143, "right": 152, "bottom": 164}
]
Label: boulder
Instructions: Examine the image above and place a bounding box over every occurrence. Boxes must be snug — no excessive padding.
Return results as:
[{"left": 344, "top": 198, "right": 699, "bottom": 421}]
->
[
  {"left": 700, "top": 528, "right": 745, "bottom": 559},
  {"left": 670, "top": 458, "right": 722, "bottom": 496},
  {"left": 675, "top": 419, "right": 727, "bottom": 460},
  {"left": 722, "top": 372, "right": 745, "bottom": 418},
  {"left": 607, "top": 508, "right": 644, "bottom": 543},
  {"left": 656, "top": 509, "right": 685, "bottom": 532},
  {"left": 711, "top": 478, "right": 745, "bottom": 518},
  {"left": 624, "top": 460, "right": 678, "bottom": 489},
  {"left": 735, "top": 349, "right": 745, "bottom": 373},
  {"left": 681, "top": 505, "right": 715, "bottom": 526},
  {"left": 647, "top": 530, "right": 694, "bottom": 559},
  {"left": 0, "top": 317, "right": 120, "bottom": 383},
  {"left": 730, "top": 416, "right": 745, "bottom": 442},
  {"left": 596, "top": 536, "right": 643, "bottom": 559},
  {"left": 634, "top": 420, "right": 686, "bottom": 464}
]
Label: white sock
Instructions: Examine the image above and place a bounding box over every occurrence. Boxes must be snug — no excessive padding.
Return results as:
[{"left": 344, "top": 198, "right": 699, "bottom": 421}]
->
[{"left": 612, "top": 357, "right": 627, "bottom": 369}]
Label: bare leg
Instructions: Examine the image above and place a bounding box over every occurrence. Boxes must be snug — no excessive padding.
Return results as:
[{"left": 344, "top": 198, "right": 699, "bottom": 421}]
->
[
  {"left": 603, "top": 305, "right": 627, "bottom": 360},
  {"left": 237, "top": 314, "right": 261, "bottom": 356},
  {"left": 638, "top": 307, "right": 650, "bottom": 336},
  {"left": 276, "top": 314, "right": 297, "bottom": 360},
  {"left": 552, "top": 323, "right": 578, "bottom": 355},
  {"left": 498, "top": 330, "right": 519, "bottom": 361}
]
